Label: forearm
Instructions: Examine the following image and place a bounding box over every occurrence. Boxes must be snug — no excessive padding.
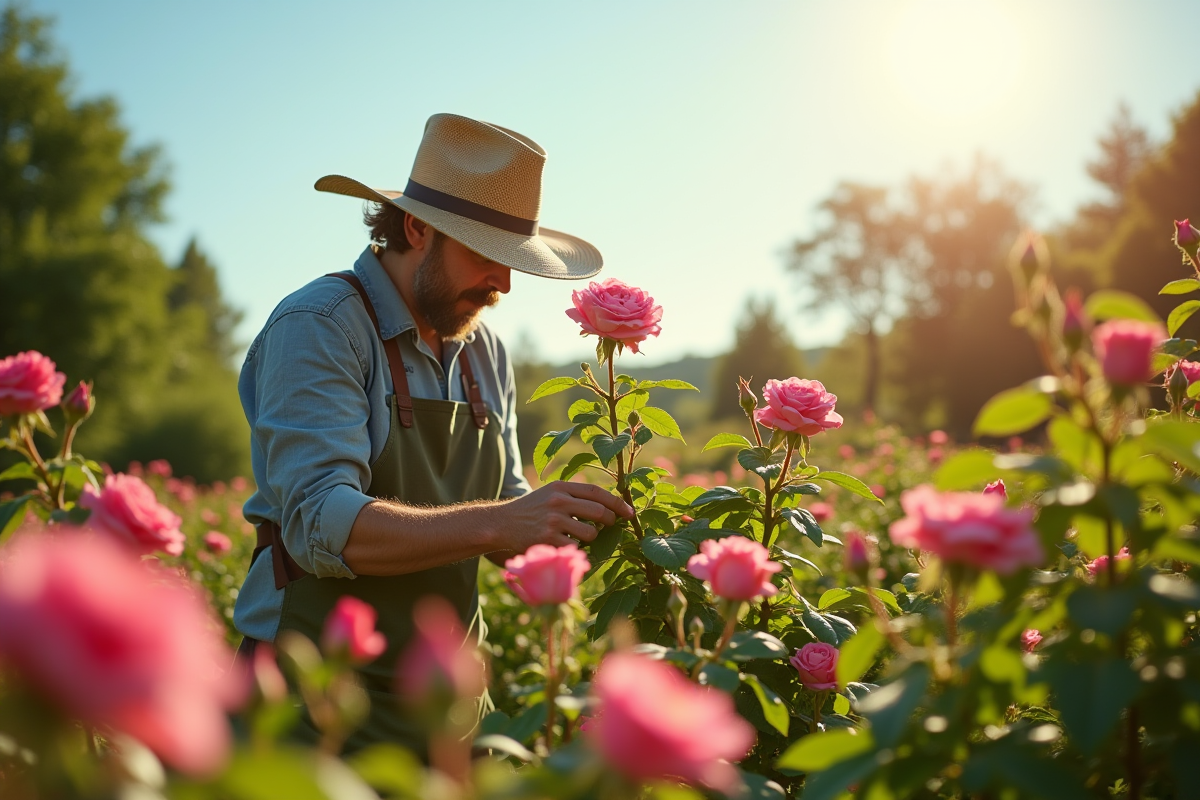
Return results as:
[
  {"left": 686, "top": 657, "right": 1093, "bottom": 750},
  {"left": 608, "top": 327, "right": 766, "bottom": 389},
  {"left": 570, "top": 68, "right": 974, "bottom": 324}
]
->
[{"left": 340, "top": 498, "right": 507, "bottom": 576}]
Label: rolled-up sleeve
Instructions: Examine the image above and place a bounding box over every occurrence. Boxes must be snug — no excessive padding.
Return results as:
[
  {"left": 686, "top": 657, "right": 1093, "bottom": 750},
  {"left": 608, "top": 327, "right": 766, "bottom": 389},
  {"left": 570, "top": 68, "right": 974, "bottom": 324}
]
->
[{"left": 253, "top": 308, "right": 373, "bottom": 578}]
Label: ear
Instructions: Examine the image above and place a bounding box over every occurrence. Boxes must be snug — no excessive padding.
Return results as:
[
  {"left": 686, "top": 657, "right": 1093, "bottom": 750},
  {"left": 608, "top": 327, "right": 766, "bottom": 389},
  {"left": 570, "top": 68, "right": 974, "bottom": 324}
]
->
[{"left": 403, "top": 213, "right": 433, "bottom": 251}]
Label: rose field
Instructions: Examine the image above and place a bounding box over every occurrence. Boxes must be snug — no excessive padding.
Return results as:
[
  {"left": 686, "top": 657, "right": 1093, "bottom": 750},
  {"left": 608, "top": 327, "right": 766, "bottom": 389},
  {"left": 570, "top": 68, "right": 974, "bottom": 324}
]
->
[{"left": 2, "top": 222, "right": 1200, "bottom": 800}]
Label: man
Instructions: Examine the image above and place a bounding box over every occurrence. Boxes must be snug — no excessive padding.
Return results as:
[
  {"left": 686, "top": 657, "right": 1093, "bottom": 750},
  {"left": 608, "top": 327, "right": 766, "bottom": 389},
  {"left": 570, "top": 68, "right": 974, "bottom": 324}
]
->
[{"left": 232, "top": 113, "right": 632, "bottom": 752}]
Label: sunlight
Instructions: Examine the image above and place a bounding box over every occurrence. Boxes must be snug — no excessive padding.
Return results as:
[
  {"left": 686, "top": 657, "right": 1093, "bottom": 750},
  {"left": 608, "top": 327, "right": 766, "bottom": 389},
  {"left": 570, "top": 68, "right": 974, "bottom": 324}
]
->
[{"left": 887, "top": 0, "right": 1023, "bottom": 119}]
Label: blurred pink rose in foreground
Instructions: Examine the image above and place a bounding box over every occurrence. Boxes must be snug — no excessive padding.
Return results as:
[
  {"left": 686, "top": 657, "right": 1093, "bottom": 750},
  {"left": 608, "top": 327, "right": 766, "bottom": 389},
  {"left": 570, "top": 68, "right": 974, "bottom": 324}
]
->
[
  {"left": 321, "top": 596, "right": 387, "bottom": 664},
  {"left": 587, "top": 652, "right": 754, "bottom": 792},
  {"left": 79, "top": 473, "right": 186, "bottom": 557},
  {"left": 1086, "top": 546, "right": 1131, "bottom": 577},
  {"left": 1021, "top": 629, "right": 1042, "bottom": 654},
  {"left": 566, "top": 278, "right": 663, "bottom": 354},
  {"left": 983, "top": 479, "right": 1007, "bottom": 499},
  {"left": 395, "top": 596, "right": 485, "bottom": 703},
  {"left": 0, "top": 350, "right": 66, "bottom": 416},
  {"left": 0, "top": 533, "right": 237, "bottom": 775},
  {"left": 889, "top": 485, "right": 1043, "bottom": 574},
  {"left": 687, "top": 536, "right": 781, "bottom": 601},
  {"left": 790, "top": 642, "right": 839, "bottom": 691},
  {"left": 203, "top": 531, "right": 232, "bottom": 555},
  {"left": 754, "top": 378, "right": 843, "bottom": 436},
  {"left": 808, "top": 501, "right": 833, "bottom": 523},
  {"left": 504, "top": 542, "right": 590, "bottom": 606},
  {"left": 1092, "top": 319, "right": 1166, "bottom": 386}
]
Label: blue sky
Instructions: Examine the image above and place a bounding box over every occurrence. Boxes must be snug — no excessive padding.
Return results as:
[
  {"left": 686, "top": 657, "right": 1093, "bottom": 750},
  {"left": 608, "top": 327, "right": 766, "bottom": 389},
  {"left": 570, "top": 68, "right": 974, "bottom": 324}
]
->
[{"left": 26, "top": 0, "right": 1200, "bottom": 364}]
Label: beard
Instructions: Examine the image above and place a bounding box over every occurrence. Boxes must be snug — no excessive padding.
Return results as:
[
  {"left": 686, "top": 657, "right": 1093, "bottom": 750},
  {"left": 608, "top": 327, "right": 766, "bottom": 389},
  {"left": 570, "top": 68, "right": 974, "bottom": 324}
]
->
[{"left": 412, "top": 233, "right": 500, "bottom": 341}]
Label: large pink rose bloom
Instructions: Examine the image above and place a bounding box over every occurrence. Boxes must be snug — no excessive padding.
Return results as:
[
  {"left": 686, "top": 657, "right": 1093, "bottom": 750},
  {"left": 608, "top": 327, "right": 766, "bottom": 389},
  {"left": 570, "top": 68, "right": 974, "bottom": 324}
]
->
[
  {"left": 79, "top": 473, "right": 186, "bottom": 557},
  {"left": 0, "top": 533, "right": 237, "bottom": 775},
  {"left": 587, "top": 652, "right": 754, "bottom": 792},
  {"left": 753, "top": 378, "right": 844, "bottom": 436},
  {"left": 395, "top": 596, "right": 485, "bottom": 702},
  {"left": 1092, "top": 319, "right": 1166, "bottom": 386},
  {"left": 889, "top": 485, "right": 1044, "bottom": 574},
  {"left": 0, "top": 351, "right": 66, "bottom": 416},
  {"left": 686, "top": 536, "right": 781, "bottom": 601},
  {"left": 565, "top": 279, "right": 663, "bottom": 353},
  {"left": 322, "top": 596, "right": 387, "bottom": 664},
  {"left": 504, "top": 543, "right": 591, "bottom": 606},
  {"left": 790, "top": 642, "right": 839, "bottom": 691}
]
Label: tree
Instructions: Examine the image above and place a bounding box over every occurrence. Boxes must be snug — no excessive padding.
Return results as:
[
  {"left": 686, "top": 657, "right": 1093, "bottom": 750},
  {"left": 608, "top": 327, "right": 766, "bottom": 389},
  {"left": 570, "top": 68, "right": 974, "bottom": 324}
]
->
[
  {"left": 169, "top": 238, "right": 243, "bottom": 365},
  {"left": 0, "top": 6, "right": 248, "bottom": 480},
  {"left": 710, "top": 298, "right": 806, "bottom": 420},
  {"left": 785, "top": 183, "right": 914, "bottom": 412}
]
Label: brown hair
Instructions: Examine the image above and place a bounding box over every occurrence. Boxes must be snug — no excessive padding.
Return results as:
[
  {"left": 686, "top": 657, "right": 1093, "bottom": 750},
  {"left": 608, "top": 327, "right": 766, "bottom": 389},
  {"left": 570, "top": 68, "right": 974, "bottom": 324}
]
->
[{"left": 362, "top": 202, "right": 414, "bottom": 253}]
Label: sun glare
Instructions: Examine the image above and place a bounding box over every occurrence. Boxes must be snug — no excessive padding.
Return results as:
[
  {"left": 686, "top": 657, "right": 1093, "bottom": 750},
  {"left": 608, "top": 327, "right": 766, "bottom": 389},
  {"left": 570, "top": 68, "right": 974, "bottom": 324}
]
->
[{"left": 888, "top": 0, "right": 1023, "bottom": 119}]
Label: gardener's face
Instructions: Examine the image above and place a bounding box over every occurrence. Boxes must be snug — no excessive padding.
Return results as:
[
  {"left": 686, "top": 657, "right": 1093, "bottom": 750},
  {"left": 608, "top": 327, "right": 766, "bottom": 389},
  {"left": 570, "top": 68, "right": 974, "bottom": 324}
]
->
[{"left": 412, "top": 231, "right": 510, "bottom": 341}]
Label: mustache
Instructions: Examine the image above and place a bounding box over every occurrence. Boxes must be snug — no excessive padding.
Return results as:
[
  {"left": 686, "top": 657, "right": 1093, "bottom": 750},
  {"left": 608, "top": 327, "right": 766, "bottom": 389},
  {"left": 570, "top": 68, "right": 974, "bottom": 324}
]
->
[{"left": 461, "top": 288, "right": 500, "bottom": 307}]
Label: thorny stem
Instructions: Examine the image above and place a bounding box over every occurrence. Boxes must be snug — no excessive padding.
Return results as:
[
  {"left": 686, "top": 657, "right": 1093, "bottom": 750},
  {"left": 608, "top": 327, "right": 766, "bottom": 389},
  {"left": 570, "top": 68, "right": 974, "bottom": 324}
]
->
[
  {"left": 761, "top": 442, "right": 795, "bottom": 552},
  {"left": 810, "top": 690, "right": 827, "bottom": 734},
  {"left": 544, "top": 615, "right": 557, "bottom": 749},
  {"left": 19, "top": 425, "right": 59, "bottom": 509},
  {"left": 605, "top": 349, "right": 644, "bottom": 542},
  {"left": 691, "top": 605, "right": 739, "bottom": 680}
]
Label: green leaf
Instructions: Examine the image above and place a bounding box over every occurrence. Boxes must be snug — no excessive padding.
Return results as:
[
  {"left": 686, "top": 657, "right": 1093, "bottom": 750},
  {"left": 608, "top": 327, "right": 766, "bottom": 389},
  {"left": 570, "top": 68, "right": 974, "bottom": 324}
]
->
[
  {"left": 473, "top": 734, "right": 536, "bottom": 763},
  {"left": 1161, "top": 278, "right": 1200, "bottom": 295},
  {"left": 591, "top": 432, "right": 632, "bottom": 467},
  {"left": 0, "top": 462, "right": 39, "bottom": 483},
  {"left": 690, "top": 486, "right": 745, "bottom": 507},
  {"left": 0, "top": 496, "right": 35, "bottom": 541},
  {"left": 551, "top": 452, "right": 600, "bottom": 482},
  {"left": 637, "top": 406, "right": 685, "bottom": 443},
  {"left": 593, "top": 586, "right": 642, "bottom": 639},
  {"left": 526, "top": 376, "right": 579, "bottom": 403},
  {"left": 735, "top": 771, "right": 787, "bottom": 800},
  {"left": 347, "top": 743, "right": 424, "bottom": 797},
  {"left": 1162, "top": 337, "right": 1200, "bottom": 359},
  {"left": 775, "top": 546, "right": 822, "bottom": 575},
  {"left": 933, "top": 449, "right": 999, "bottom": 490},
  {"left": 505, "top": 701, "right": 548, "bottom": 744},
  {"left": 637, "top": 379, "right": 698, "bottom": 391},
  {"left": 819, "top": 588, "right": 853, "bottom": 609},
  {"left": 702, "top": 432, "right": 753, "bottom": 452},
  {"left": 633, "top": 426, "right": 653, "bottom": 446},
  {"left": 973, "top": 385, "right": 1055, "bottom": 437},
  {"left": 777, "top": 727, "right": 874, "bottom": 772},
  {"left": 801, "top": 609, "right": 839, "bottom": 644},
  {"left": 1142, "top": 419, "right": 1200, "bottom": 473},
  {"left": 740, "top": 674, "right": 789, "bottom": 735},
  {"left": 533, "top": 427, "right": 577, "bottom": 476},
  {"left": 836, "top": 623, "right": 884, "bottom": 689},
  {"left": 1084, "top": 289, "right": 1163, "bottom": 323},
  {"left": 812, "top": 470, "right": 883, "bottom": 503},
  {"left": 726, "top": 630, "right": 789, "bottom": 661},
  {"left": 866, "top": 587, "right": 901, "bottom": 616},
  {"left": 585, "top": 524, "right": 623, "bottom": 565},
  {"left": 640, "top": 535, "right": 698, "bottom": 570},
  {"left": 856, "top": 662, "right": 929, "bottom": 747},
  {"left": 780, "top": 507, "right": 823, "bottom": 547},
  {"left": 615, "top": 389, "right": 650, "bottom": 421},
  {"left": 739, "top": 446, "right": 783, "bottom": 481},
  {"left": 779, "top": 482, "right": 821, "bottom": 499},
  {"left": 697, "top": 663, "right": 740, "bottom": 692},
  {"left": 1046, "top": 657, "right": 1141, "bottom": 756},
  {"left": 1168, "top": 299, "right": 1200, "bottom": 336}
]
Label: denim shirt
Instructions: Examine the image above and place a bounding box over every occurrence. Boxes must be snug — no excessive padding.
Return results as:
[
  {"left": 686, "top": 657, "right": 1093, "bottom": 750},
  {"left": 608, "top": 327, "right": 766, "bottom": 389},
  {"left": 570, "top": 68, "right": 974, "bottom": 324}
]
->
[{"left": 233, "top": 246, "right": 531, "bottom": 641}]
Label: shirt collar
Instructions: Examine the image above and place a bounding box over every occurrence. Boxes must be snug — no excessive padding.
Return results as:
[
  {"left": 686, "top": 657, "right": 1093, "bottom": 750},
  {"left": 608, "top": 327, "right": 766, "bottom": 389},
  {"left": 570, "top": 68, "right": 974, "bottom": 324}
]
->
[{"left": 352, "top": 246, "right": 417, "bottom": 341}]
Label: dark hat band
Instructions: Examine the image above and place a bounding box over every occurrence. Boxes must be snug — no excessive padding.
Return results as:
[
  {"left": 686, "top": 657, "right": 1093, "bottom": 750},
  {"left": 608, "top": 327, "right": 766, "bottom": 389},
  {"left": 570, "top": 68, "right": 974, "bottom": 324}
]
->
[{"left": 403, "top": 179, "right": 539, "bottom": 236}]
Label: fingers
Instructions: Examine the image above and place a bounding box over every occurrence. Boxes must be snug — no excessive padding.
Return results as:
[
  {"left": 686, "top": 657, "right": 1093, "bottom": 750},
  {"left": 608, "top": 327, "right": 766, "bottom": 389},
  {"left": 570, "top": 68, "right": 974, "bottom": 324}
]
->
[
  {"left": 559, "top": 496, "right": 618, "bottom": 527},
  {"left": 556, "top": 481, "right": 635, "bottom": 519}
]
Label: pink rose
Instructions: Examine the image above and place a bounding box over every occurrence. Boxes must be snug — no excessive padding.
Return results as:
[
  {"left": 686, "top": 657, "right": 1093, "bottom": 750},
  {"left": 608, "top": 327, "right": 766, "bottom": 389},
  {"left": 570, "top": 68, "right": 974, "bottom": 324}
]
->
[
  {"left": 838, "top": 444, "right": 855, "bottom": 459},
  {"left": 753, "top": 378, "right": 844, "bottom": 436},
  {"left": 79, "top": 474, "right": 186, "bottom": 557},
  {"left": 686, "top": 536, "right": 781, "bottom": 601},
  {"left": 1092, "top": 319, "right": 1166, "bottom": 386},
  {"left": 1175, "top": 219, "right": 1200, "bottom": 253},
  {"left": 928, "top": 430, "right": 949, "bottom": 446},
  {"left": 983, "top": 479, "right": 1007, "bottom": 499},
  {"left": 230, "top": 476, "right": 248, "bottom": 493},
  {"left": 504, "top": 543, "right": 591, "bottom": 606},
  {"left": 321, "top": 596, "right": 387, "bottom": 664},
  {"left": 0, "top": 533, "right": 237, "bottom": 775},
  {"left": 565, "top": 278, "right": 663, "bottom": 354},
  {"left": 1166, "top": 360, "right": 1200, "bottom": 385},
  {"left": 889, "top": 485, "right": 1044, "bottom": 574},
  {"left": 1085, "top": 546, "right": 1130, "bottom": 577},
  {"left": 395, "top": 596, "right": 485, "bottom": 702},
  {"left": 1021, "top": 629, "right": 1042, "bottom": 654},
  {"left": 790, "top": 642, "right": 839, "bottom": 691},
  {"left": 147, "top": 459, "right": 173, "bottom": 478},
  {"left": 587, "top": 652, "right": 754, "bottom": 792},
  {"left": 808, "top": 501, "right": 834, "bottom": 523},
  {"left": 203, "top": 531, "right": 232, "bottom": 555},
  {"left": 0, "top": 351, "right": 66, "bottom": 416}
]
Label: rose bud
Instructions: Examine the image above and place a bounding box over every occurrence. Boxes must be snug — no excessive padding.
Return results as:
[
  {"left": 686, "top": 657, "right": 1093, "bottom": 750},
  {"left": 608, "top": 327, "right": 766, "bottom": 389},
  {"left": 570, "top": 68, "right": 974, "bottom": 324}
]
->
[
  {"left": 843, "top": 530, "right": 870, "bottom": 579},
  {"left": 321, "top": 596, "right": 387, "bottom": 665},
  {"left": 1092, "top": 319, "right": 1167, "bottom": 387},
  {"left": 737, "top": 376, "right": 758, "bottom": 419},
  {"left": 1174, "top": 219, "right": 1200, "bottom": 266},
  {"left": 63, "top": 380, "right": 94, "bottom": 423},
  {"left": 1009, "top": 231, "right": 1049, "bottom": 286},
  {"left": 1061, "top": 288, "right": 1089, "bottom": 353},
  {"left": 982, "top": 479, "right": 1007, "bottom": 499},
  {"left": 1168, "top": 359, "right": 1191, "bottom": 410}
]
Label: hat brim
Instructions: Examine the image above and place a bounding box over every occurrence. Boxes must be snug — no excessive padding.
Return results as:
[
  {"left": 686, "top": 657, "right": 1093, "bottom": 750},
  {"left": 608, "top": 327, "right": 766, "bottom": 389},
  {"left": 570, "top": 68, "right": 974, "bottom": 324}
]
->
[{"left": 314, "top": 175, "right": 602, "bottom": 280}]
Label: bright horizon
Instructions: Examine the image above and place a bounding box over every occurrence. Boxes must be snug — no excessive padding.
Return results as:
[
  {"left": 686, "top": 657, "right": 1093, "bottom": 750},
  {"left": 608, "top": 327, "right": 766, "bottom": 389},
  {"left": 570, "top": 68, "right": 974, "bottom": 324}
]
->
[{"left": 26, "top": 0, "right": 1200, "bottom": 365}]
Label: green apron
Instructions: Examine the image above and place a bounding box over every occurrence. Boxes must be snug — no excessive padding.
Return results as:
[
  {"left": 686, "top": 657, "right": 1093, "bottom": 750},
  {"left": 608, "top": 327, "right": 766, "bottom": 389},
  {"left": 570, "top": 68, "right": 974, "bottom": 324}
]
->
[{"left": 267, "top": 272, "right": 505, "bottom": 755}]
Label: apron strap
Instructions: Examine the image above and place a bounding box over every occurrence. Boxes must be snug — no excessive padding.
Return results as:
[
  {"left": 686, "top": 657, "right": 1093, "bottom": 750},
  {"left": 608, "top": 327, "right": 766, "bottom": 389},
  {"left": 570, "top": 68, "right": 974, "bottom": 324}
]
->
[
  {"left": 326, "top": 272, "right": 414, "bottom": 428},
  {"left": 458, "top": 352, "right": 489, "bottom": 430},
  {"left": 255, "top": 521, "right": 307, "bottom": 590}
]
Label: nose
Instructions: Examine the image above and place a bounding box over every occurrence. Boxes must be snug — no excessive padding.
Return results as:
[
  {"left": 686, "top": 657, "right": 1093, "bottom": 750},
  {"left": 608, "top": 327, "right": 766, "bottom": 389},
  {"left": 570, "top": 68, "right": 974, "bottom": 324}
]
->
[{"left": 487, "top": 263, "right": 511, "bottom": 295}]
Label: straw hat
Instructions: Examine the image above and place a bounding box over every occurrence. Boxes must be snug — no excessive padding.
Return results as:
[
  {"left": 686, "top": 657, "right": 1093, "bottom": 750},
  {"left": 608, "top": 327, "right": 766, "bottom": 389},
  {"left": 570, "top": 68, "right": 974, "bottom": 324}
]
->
[{"left": 315, "top": 113, "right": 602, "bottom": 280}]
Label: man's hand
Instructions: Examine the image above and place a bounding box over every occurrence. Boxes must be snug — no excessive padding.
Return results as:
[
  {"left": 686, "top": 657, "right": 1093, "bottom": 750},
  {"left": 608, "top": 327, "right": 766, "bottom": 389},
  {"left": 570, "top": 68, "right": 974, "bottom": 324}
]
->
[{"left": 492, "top": 481, "right": 635, "bottom": 552}]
